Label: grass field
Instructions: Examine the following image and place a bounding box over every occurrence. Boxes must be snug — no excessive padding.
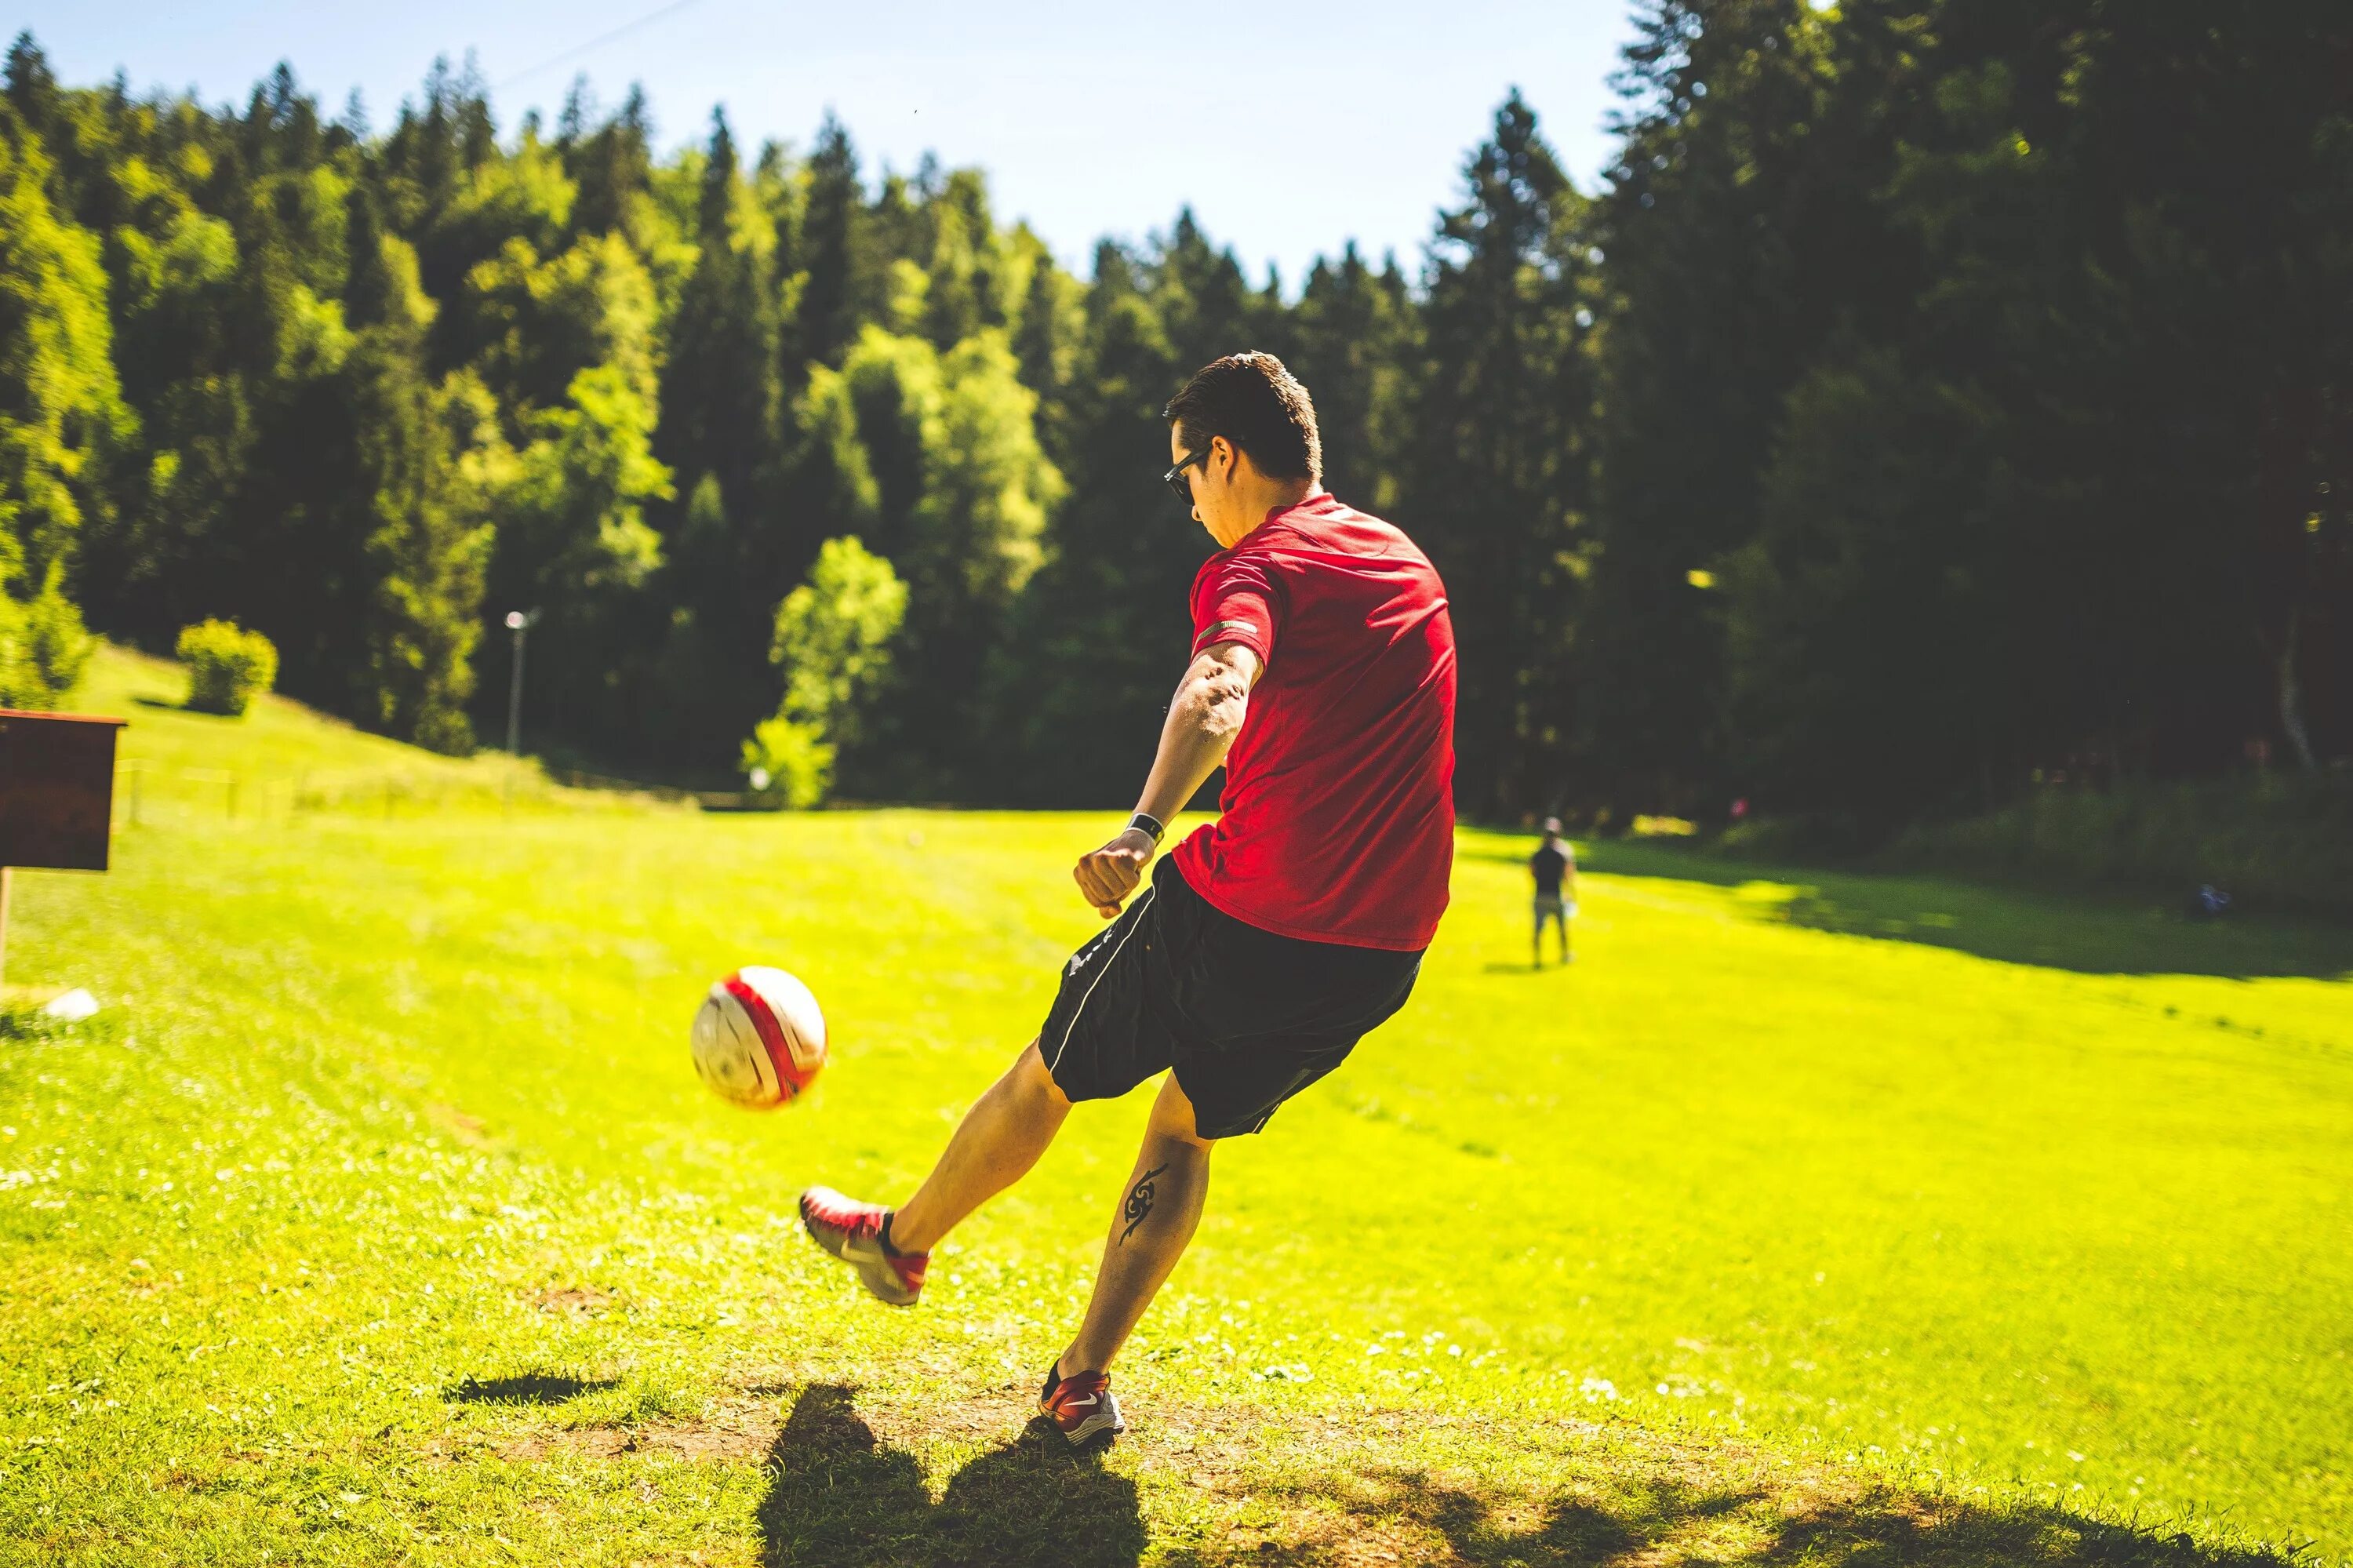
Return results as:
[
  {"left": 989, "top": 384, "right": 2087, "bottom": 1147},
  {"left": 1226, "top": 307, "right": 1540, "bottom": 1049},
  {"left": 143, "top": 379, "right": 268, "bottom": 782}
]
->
[{"left": 2, "top": 644, "right": 2348, "bottom": 1566}]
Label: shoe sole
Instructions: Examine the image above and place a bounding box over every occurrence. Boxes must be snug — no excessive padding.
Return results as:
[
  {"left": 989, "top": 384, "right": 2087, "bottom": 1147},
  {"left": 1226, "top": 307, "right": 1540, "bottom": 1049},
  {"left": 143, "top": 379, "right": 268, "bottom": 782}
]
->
[
  {"left": 1060, "top": 1410, "right": 1124, "bottom": 1444},
  {"left": 1046, "top": 1400, "right": 1126, "bottom": 1446},
  {"left": 798, "top": 1199, "right": 921, "bottom": 1307}
]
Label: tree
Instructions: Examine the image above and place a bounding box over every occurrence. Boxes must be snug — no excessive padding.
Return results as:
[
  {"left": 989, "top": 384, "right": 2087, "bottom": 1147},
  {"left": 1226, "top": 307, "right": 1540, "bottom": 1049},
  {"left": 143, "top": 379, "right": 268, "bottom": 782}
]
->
[
  {"left": 987, "top": 238, "right": 1192, "bottom": 805},
  {"left": 20, "top": 35, "right": 2340, "bottom": 809},
  {"left": 1579, "top": 0, "right": 1909, "bottom": 814},
  {"left": 644, "top": 107, "right": 799, "bottom": 768},
  {"left": 561, "top": 82, "right": 653, "bottom": 242},
  {"left": 1723, "top": 344, "right": 2004, "bottom": 821},
  {"left": 463, "top": 229, "right": 658, "bottom": 417},
  {"left": 1286, "top": 242, "right": 1415, "bottom": 513},
  {"left": 1404, "top": 92, "right": 1594, "bottom": 818},
  {"left": 0, "top": 100, "right": 124, "bottom": 704},
  {"left": 345, "top": 193, "right": 492, "bottom": 751},
  {"left": 794, "top": 114, "right": 864, "bottom": 370},
  {"left": 478, "top": 362, "right": 670, "bottom": 748},
  {"left": 743, "top": 533, "right": 906, "bottom": 806},
  {"left": 816, "top": 325, "right": 1060, "bottom": 793}
]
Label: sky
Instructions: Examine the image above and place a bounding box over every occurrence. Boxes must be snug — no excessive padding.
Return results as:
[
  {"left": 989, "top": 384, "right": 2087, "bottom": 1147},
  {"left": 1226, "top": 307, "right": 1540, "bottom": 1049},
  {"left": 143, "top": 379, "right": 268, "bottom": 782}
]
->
[{"left": 27, "top": 2, "right": 1642, "bottom": 289}]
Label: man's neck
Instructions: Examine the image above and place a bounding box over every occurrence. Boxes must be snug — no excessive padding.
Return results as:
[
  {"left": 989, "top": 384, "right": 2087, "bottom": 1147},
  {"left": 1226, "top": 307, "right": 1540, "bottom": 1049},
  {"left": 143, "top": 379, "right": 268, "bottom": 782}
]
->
[
  {"left": 1256, "top": 478, "right": 1317, "bottom": 516},
  {"left": 1220, "top": 478, "right": 1318, "bottom": 548}
]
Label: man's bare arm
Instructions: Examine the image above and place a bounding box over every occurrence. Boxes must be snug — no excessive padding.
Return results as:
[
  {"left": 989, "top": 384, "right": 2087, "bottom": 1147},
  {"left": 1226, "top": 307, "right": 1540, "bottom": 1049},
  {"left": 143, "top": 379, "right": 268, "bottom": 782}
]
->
[{"left": 1072, "top": 641, "right": 1263, "bottom": 917}]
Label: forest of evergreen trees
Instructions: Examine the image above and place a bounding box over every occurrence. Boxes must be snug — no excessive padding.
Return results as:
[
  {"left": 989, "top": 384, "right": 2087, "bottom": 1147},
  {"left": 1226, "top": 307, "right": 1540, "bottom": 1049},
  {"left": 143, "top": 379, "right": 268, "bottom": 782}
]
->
[{"left": 1, "top": 1, "right": 2346, "bottom": 832}]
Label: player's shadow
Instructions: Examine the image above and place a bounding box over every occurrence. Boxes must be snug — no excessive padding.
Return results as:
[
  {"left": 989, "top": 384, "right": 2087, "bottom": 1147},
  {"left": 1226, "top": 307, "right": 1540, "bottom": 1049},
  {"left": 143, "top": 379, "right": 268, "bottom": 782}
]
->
[{"left": 758, "top": 1382, "right": 1143, "bottom": 1567}]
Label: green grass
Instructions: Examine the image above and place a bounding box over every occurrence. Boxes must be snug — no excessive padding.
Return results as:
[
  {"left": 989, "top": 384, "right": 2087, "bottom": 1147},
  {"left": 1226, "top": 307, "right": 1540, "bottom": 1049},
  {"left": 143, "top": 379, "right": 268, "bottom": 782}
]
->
[{"left": 1, "top": 643, "right": 2347, "bottom": 1565}]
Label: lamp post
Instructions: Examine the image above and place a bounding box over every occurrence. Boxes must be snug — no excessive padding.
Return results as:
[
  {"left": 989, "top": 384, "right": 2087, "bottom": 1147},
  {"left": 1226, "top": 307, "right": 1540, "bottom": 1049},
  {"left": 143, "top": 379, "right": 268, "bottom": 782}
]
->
[{"left": 504, "top": 609, "right": 539, "bottom": 755}]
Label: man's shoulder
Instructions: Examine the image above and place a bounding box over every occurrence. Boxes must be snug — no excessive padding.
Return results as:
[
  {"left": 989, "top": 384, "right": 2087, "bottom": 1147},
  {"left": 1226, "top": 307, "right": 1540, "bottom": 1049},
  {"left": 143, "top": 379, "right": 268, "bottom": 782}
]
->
[{"left": 1271, "top": 501, "right": 1435, "bottom": 573}]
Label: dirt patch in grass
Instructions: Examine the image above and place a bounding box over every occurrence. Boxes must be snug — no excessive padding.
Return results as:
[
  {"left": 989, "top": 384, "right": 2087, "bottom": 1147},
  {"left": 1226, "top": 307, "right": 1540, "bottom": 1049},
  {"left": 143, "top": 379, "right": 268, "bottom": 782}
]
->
[
  {"left": 529, "top": 1285, "right": 614, "bottom": 1315},
  {"left": 758, "top": 1382, "right": 2291, "bottom": 1567},
  {"left": 427, "top": 1380, "right": 2293, "bottom": 1566},
  {"left": 427, "top": 1104, "right": 489, "bottom": 1145},
  {"left": 498, "top": 1395, "right": 781, "bottom": 1465}
]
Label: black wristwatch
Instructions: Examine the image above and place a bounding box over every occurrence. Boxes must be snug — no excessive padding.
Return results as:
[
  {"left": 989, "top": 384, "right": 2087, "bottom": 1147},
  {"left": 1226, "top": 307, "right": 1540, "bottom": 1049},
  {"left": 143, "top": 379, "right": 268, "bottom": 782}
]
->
[{"left": 1127, "top": 811, "right": 1166, "bottom": 846}]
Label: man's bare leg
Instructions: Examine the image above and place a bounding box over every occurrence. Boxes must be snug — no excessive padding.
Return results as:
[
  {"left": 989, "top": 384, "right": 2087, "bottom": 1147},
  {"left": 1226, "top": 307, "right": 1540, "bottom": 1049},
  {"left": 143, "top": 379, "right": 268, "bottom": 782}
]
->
[
  {"left": 889, "top": 1039, "right": 1072, "bottom": 1254},
  {"left": 1059, "top": 1071, "right": 1215, "bottom": 1375}
]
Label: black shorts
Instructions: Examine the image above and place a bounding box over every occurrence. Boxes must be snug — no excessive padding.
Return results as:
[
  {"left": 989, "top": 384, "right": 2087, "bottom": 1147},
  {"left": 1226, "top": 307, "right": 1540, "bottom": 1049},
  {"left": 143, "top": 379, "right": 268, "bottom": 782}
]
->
[{"left": 1038, "top": 856, "right": 1424, "bottom": 1138}]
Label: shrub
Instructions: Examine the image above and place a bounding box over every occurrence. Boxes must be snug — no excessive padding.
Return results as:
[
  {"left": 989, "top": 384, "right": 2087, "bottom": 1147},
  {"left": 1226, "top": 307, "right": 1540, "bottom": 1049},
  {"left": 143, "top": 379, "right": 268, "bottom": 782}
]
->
[
  {"left": 740, "top": 715, "right": 833, "bottom": 809},
  {"left": 176, "top": 620, "right": 278, "bottom": 716},
  {"left": 0, "top": 588, "right": 93, "bottom": 709},
  {"left": 1886, "top": 773, "right": 2353, "bottom": 918},
  {"left": 22, "top": 588, "right": 93, "bottom": 697}
]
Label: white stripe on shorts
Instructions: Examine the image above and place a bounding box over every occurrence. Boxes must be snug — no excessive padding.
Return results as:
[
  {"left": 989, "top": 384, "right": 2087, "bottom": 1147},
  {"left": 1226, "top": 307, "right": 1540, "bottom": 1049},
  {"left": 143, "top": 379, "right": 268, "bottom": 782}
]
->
[{"left": 1046, "top": 886, "right": 1156, "bottom": 1075}]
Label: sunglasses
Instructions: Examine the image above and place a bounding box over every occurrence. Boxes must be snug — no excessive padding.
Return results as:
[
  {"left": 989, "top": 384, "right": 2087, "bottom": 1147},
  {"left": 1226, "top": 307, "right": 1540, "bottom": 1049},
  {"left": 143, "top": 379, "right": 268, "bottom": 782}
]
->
[{"left": 1163, "top": 446, "right": 1213, "bottom": 504}]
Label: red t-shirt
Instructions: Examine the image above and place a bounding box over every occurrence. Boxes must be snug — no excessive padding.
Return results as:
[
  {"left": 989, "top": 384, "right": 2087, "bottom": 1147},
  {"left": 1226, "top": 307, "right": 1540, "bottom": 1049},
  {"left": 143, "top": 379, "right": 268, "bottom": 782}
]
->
[{"left": 1169, "top": 493, "right": 1457, "bottom": 951}]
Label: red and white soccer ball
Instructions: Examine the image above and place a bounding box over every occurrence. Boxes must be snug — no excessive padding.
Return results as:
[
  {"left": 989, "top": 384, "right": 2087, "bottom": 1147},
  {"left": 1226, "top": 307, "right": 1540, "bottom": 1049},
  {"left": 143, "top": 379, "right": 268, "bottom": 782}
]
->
[{"left": 691, "top": 966, "right": 827, "bottom": 1109}]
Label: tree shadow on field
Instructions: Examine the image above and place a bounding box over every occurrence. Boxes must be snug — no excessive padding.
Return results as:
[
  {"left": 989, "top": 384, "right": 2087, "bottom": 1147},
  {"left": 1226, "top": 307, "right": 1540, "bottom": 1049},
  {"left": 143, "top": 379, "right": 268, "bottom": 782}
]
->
[
  {"left": 129, "top": 693, "right": 231, "bottom": 717},
  {"left": 1154, "top": 1465, "right": 2303, "bottom": 1568},
  {"left": 447, "top": 1372, "right": 618, "bottom": 1406},
  {"left": 1547, "top": 841, "right": 2353, "bottom": 981},
  {"left": 758, "top": 1383, "right": 1143, "bottom": 1567}
]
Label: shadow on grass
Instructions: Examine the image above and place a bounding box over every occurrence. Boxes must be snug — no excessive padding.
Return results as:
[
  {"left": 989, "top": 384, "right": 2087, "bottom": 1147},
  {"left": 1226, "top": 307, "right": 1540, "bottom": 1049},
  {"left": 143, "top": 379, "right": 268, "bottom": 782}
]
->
[
  {"left": 447, "top": 1373, "right": 619, "bottom": 1406},
  {"left": 758, "top": 1383, "right": 1143, "bottom": 1567},
  {"left": 0, "top": 1002, "right": 96, "bottom": 1040},
  {"left": 1157, "top": 1466, "right": 2297, "bottom": 1568},
  {"left": 1486, "top": 840, "right": 2353, "bottom": 981}
]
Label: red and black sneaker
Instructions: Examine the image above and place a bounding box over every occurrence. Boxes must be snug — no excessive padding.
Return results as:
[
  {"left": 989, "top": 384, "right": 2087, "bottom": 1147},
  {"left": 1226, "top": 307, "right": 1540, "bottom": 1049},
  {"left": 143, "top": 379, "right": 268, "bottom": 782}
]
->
[
  {"left": 1039, "top": 1363, "right": 1126, "bottom": 1446},
  {"left": 797, "top": 1187, "right": 927, "bottom": 1307}
]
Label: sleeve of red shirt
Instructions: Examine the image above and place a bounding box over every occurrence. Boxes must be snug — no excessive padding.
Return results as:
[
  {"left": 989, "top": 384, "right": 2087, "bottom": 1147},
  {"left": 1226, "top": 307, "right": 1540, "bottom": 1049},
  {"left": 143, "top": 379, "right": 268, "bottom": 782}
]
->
[{"left": 1190, "top": 550, "right": 1282, "bottom": 666}]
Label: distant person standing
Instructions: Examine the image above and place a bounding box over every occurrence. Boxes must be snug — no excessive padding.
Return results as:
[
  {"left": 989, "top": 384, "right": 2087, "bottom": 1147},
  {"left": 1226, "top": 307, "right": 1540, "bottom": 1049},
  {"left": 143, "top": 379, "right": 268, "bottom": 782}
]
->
[{"left": 1530, "top": 818, "right": 1576, "bottom": 967}]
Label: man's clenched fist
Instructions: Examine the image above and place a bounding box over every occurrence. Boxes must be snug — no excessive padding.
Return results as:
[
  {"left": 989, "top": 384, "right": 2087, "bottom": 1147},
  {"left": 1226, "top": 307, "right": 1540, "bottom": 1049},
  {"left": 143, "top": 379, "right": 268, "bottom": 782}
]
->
[{"left": 1073, "top": 827, "right": 1157, "bottom": 919}]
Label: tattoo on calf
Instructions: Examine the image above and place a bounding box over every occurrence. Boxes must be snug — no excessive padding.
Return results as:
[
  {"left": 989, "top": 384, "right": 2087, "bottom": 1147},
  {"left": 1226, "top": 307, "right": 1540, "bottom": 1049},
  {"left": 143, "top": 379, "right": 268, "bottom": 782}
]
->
[{"left": 1119, "top": 1163, "right": 1171, "bottom": 1244}]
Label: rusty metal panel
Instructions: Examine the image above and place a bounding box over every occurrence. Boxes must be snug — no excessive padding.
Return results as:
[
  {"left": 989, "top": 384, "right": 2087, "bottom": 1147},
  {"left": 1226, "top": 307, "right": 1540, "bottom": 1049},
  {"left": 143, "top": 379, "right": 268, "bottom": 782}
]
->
[{"left": 0, "top": 710, "right": 126, "bottom": 871}]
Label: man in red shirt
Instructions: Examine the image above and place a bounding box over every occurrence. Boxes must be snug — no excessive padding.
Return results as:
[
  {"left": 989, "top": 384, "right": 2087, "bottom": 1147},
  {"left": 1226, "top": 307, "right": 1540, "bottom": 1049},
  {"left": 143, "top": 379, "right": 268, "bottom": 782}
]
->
[{"left": 799, "top": 352, "right": 1457, "bottom": 1446}]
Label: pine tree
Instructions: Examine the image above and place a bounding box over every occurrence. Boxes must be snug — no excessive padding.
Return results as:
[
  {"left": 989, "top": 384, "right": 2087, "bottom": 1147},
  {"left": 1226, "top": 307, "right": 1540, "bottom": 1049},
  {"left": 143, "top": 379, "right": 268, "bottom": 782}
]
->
[
  {"left": 1405, "top": 93, "right": 1593, "bottom": 818},
  {"left": 343, "top": 186, "right": 490, "bottom": 751},
  {"left": 795, "top": 115, "right": 863, "bottom": 369},
  {"left": 1288, "top": 242, "right": 1415, "bottom": 513},
  {"left": 563, "top": 84, "right": 653, "bottom": 243},
  {"left": 642, "top": 108, "right": 797, "bottom": 768}
]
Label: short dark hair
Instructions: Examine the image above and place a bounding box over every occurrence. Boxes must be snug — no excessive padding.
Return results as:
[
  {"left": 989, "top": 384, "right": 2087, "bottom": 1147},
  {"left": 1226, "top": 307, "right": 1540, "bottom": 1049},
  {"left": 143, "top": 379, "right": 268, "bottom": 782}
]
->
[{"left": 1164, "top": 352, "right": 1322, "bottom": 486}]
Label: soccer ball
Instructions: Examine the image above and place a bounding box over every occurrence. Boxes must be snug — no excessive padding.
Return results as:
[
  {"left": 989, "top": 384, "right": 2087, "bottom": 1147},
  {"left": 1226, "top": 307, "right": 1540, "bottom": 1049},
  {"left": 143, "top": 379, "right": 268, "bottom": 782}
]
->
[{"left": 691, "top": 966, "right": 827, "bottom": 1108}]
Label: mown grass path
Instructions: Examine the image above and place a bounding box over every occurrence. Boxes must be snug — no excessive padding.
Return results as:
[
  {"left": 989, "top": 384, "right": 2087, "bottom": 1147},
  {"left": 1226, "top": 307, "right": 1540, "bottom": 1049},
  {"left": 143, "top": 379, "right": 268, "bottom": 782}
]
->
[{"left": 2, "top": 648, "right": 2347, "bottom": 1565}]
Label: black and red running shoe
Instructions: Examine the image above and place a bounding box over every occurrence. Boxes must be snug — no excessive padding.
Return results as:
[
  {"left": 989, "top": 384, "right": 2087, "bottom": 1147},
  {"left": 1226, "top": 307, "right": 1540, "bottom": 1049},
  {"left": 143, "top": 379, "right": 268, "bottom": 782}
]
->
[
  {"left": 797, "top": 1187, "right": 927, "bottom": 1307},
  {"left": 1039, "top": 1363, "right": 1125, "bottom": 1446}
]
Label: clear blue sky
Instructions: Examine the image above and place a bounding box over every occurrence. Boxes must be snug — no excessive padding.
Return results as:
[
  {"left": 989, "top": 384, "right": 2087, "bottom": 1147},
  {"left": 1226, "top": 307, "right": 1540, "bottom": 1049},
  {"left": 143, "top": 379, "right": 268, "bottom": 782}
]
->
[{"left": 31, "top": 2, "right": 1640, "bottom": 289}]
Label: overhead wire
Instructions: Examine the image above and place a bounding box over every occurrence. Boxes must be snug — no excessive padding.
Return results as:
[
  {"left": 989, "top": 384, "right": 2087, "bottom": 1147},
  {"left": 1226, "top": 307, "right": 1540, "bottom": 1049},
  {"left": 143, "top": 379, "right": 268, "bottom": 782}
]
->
[{"left": 492, "top": 0, "right": 711, "bottom": 92}]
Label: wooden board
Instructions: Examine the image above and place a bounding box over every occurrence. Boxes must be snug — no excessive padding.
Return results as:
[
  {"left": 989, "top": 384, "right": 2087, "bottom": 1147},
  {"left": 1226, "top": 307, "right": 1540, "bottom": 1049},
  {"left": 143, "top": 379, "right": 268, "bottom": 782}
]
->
[{"left": 0, "top": 710, "right": 126, "bottom": 872}]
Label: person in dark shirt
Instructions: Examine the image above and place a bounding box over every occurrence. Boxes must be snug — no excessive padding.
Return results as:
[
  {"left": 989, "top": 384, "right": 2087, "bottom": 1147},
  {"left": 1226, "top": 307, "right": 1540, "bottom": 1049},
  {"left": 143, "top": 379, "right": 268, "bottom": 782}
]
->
[{"left": 1529, "top": 817, "right": 1577, "bottom": 967}]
